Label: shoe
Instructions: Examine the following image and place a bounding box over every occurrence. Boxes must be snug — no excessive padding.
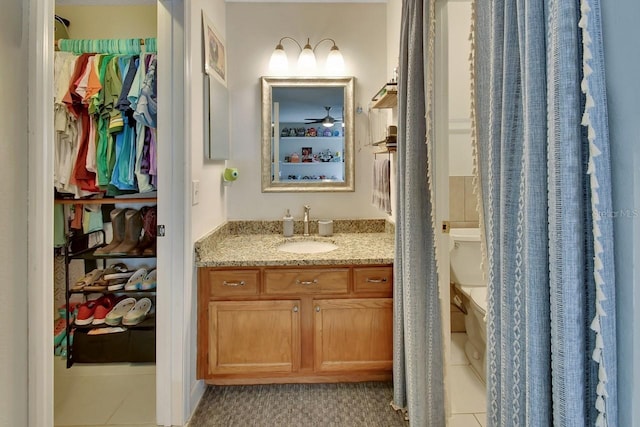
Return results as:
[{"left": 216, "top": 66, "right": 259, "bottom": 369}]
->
[
  {"left": 82, "top": 270, "right": 109, "bottom": 292},
  {"left": 91, "top": 294, "right": 117, "bottom": 325},
  {"left": 140, "top": 269, "right": 157, "bottom": 291},
  {"left": 94, "top": 209, "right": 126, "bottom": 255},
  {"left": 124, "top": 268, "right": 147, "bottom": 291},
  {"left": 122, "top": 298, "right": 152, "bottom": 326},
  {"left": 70, "top": 269, "right": 104, "bottom": 292},
  {"left": 102, "top": 262, "right": 133, "bottom": 280},
  {"left": 54, "top": 318, "right": 67, "bottom": 346},
  {"left": 109, "top": 209, "right": 143, "bottom": 256},
  {"left": 131, "top": 206, "right": 157, "bottom": 256},
  {"left": 105, "top": 297, "right": 137, "bottom": 326},
  {"left": 75, "top": 299, "right": 100, "bottom": 325},
  {"left": 106, "top": 278, "right": 128, "bottom": 291}
]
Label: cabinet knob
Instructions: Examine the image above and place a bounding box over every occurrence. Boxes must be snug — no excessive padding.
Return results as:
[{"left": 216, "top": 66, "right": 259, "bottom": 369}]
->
[
  {"left": 293, "top": 306, "right": 299, "bottom": 313},
  {"left": 222, "top": 280, "right": 245, "bottom": 287},
  {"left": 296, "top": 279, "right": 318, "bottom": 286},
  {"left": 365, "top": 277, "right": 388, "bottom": 283},
  {"left": 315, "top": 306, "right": 320, "bottom": 312}
]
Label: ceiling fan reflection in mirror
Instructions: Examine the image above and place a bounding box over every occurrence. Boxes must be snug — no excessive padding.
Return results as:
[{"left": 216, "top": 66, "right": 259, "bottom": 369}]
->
[{"left": 305, "top": 106, "right": 342, "bottom": 128}]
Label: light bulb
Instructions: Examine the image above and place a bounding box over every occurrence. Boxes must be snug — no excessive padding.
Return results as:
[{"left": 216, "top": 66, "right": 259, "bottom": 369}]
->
[
  {"left": 269, "top": 45, "right": 288, "bottom": 74},
  {"left": 297, "top": 40, "right": 317, "bottom": 75},
  {"left": 325, "top": 47, "right": 345, "bottom": 75}
]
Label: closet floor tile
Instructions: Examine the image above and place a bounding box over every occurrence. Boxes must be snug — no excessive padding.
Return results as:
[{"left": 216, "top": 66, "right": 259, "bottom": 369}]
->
[
  {"left": 54, "top": 358, "right": 156, "bottom": 426},
  {"left": 106, "top": 374, "right": 156, "bottom": 425},
  {"left": 55, "top": 374, "right": 131, "bottom": 426}
]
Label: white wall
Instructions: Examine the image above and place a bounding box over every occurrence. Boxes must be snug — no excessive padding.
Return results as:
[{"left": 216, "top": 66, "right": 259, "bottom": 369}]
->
[
  {"left": 55, "top": 5, "right": 157, "bottom": 38},
  {"left": 226, "top": 3, "right": 387, "bottom": 221},
  {"left": 189, "top": 0, "right": 227, "bottom": 241},
  {"left": 0, "top": 0, "right": 28, "bottom": 425},
  {"left": 185, "top": 0, "right": 228, "bottom": 419},
  {"left": 387, "top": 0, "right": 401, "bottom": 81},
  {"left": 446, "top": 0, "right": 473, "bottom": 177},
  {"left": 386, "top": 0, "right": 401, "bottom": 224}
]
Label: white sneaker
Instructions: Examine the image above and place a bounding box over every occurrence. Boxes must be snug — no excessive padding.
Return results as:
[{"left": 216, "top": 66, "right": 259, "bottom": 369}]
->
[
  {"left": 124, "top": 268, "right": 147, "bottom": 291},
  {"left": 105, "top": 297, "right": 137, "bottom": 326},
  {"left": 140, "top": 269, "right": 157, "bottom": 291},
  {"left": 122, "top": 298, "right": 153, "bottom": 326}
]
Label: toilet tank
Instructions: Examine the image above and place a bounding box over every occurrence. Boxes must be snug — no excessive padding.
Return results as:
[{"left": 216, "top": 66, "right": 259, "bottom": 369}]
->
[{"left": 449, "top": 228, "right": 483, "bottom": 287}]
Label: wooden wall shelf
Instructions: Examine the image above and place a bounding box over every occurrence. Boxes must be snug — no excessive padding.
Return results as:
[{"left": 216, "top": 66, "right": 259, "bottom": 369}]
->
[{"left": 371, "top": 83, "right": 398, "bottom": 109}]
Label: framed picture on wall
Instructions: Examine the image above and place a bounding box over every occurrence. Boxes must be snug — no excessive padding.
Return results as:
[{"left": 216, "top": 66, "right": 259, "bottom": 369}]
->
[{"left": 202, "top": 11, "right": 227, "bottom": 87}]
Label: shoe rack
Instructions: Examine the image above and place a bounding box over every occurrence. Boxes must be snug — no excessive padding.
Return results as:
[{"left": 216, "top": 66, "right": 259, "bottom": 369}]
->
[{"left": 58, "top": 197, "right": 157, "bottom": 368}]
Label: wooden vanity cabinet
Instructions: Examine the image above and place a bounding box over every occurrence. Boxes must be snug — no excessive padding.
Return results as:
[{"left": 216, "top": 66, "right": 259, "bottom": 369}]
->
[{"left": 197, "top": 265, "right": 393, "bottom": 384}]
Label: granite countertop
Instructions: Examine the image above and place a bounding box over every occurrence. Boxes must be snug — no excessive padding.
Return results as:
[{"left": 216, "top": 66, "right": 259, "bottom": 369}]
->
[{"left": 195, "top": 221, "right": 395, "bottom": 267}]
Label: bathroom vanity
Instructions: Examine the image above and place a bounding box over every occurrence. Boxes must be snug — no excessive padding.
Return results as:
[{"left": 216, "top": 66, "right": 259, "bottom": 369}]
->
[{"left": 195, "top": 222, "right": 394, "bottom": 385}]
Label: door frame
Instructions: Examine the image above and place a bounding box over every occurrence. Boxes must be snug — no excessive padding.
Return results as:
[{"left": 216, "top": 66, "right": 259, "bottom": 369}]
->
[
  {"left": 434, "top": 0, "right": 452, "bottom": 421},
  {"left": 27, "top": 1, "right": 186, "bottom": 425}
]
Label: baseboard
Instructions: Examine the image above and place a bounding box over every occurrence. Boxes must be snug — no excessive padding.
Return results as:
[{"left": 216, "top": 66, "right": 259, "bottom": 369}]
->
[{"left": 185, "top": 379, "right": 206, "bottom": 426}]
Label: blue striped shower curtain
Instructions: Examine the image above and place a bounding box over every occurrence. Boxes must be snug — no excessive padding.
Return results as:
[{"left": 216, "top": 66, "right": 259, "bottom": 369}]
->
[
  {"left": 472, "top": 0, "right": 617, "bottom": 424},
  {"left": 393, "top": 0, "right": 445, "bottom": 425}
]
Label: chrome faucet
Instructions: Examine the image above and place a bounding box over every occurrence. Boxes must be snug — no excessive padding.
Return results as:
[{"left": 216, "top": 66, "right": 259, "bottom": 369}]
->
[{"left": 303, "top": 205, "right": 311, "bottom": 236}]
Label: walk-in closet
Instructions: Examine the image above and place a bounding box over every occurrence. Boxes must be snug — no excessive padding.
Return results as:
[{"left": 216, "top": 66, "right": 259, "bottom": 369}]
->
[{"left": 53, "top": 2, "right": 159, "bottom": 426}]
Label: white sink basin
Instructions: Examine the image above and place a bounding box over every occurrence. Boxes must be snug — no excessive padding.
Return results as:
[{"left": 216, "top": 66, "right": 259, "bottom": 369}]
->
[{"left": 277, "top": 240, "right": 338, "bottom": 254}]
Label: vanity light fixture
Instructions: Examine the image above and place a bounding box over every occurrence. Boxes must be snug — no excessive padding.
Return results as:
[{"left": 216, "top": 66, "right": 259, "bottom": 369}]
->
[{"left": 269, "top": 37, "right": 345, "bottom": 76}]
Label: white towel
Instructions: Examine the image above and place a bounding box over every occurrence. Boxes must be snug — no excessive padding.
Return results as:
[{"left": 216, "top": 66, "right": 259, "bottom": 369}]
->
[{"left": 372, "top": 158, "right": 391, "bottom": 214}]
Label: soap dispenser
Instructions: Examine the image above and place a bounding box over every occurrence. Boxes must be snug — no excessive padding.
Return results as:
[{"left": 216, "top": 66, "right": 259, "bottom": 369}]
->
[{"left": 283, "top": 209, "right": 294, "bottom": 237}]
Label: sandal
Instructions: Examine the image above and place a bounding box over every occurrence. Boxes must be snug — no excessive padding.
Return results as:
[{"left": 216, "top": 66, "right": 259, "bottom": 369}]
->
[
  {"left": 70, "top": 269, "right": 104, "bottom": 292},
  {"left": 85, "top": 263, "right": 131, "bottom": 292},
  {"left": 102, "top": 263, "right": 133, "bottom": 281}
]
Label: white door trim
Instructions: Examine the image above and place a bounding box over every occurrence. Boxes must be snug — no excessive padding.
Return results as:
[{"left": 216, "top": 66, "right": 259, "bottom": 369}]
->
[
  {"left": 434, "top": 0, "right": 452, "bottom": 422},
  {"left": 157, "top": 0, "right": 189, "bottom": 425},
  {"left": 27, "top": 1, "right": 185, "bottom": 426},
  {"left": 27, "top": 0, "right": 55, "bottom": 425}
]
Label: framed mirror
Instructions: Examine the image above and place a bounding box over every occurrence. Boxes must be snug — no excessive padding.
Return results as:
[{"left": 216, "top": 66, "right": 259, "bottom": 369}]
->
[{"left": 261, "top": 76, "right": 355, "bottom": 192}]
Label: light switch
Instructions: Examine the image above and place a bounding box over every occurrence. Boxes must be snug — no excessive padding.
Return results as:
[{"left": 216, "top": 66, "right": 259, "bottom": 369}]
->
[{"left": 192, "top": 180, "right": 200, "bottom": 205}]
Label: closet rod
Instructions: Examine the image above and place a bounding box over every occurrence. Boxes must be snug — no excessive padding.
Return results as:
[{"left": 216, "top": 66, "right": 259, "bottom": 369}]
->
[{"left": 56, "top": 38, "right": 146, "bottom": 47}]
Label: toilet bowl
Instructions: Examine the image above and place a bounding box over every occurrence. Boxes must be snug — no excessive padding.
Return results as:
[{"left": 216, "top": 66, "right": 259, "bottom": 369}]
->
[{"left": 449, "top": 228, "right": 487, "bottom": 382}]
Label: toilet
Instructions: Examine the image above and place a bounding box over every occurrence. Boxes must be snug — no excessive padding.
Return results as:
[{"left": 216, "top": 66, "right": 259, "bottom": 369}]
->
[{"left": 449, "top": 228, "right": 487, "bottom": 382}]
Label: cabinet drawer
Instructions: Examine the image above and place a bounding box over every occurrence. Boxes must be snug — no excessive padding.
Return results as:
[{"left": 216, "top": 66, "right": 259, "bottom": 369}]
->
[
  {"left": 264, "top": 268, "right": 349, "bottom": 295},
  {"left": 353, "top": 266, "right": 393, "bottom": 295},
  {"left": 206, "top": 269, "right": 260, "bottom": 297}
]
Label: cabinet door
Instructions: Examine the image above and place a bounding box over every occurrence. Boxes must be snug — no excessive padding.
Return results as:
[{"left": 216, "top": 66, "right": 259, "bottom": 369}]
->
[
  {"left": 313, "top": 298, "right": 393, "bottom": 373},
  {"left": 207, "top": 300, "right": 300, "bottom": 376}
]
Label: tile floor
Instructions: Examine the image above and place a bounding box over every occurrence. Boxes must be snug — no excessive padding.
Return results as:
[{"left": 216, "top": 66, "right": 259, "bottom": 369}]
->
[
  {"left": 54, "top": 358, "right": 156, "bottom": 427},
  {"left": 54, "top": 333, "right": 486, "bottom": 427},
  {"left": 449, "top": 332, "right": 487, "bottom": 427}
]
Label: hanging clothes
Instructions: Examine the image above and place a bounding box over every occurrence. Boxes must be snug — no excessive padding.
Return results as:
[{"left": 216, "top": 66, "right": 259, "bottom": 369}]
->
[
  {"left": 53, "top": 40, "right": 158, "bottom": 199},
  {"left": 64, "top": 53, "right": 100, "bottom": 193},
  {"left": 54, "top": 51, "right": 81, "bottom": 197}
]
